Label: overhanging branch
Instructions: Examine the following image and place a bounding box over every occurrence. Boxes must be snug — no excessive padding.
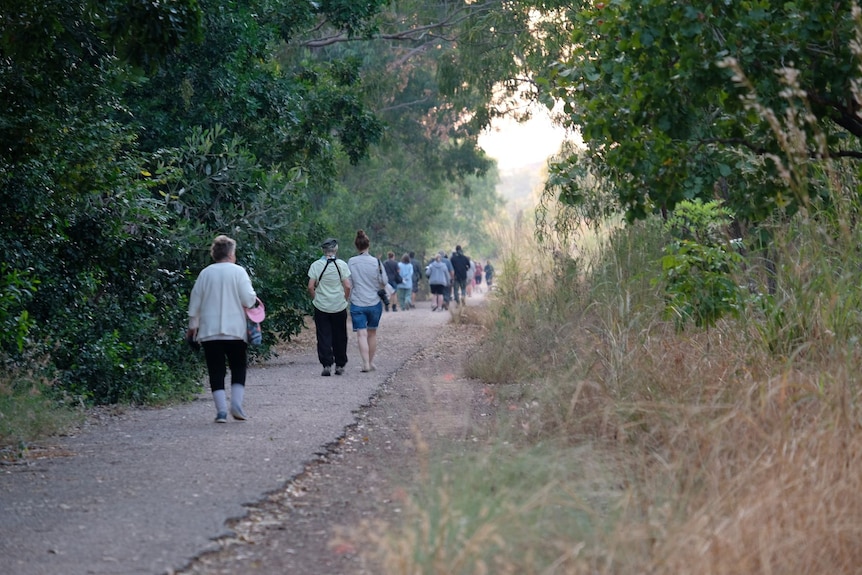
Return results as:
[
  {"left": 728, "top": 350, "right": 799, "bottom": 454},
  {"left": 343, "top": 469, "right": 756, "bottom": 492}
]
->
[
  {"left": 698, "top": 138, "right": 862, "bottom": 160},
  {"left": 300, "top": 1, "right": 498, "bottom": 49}
]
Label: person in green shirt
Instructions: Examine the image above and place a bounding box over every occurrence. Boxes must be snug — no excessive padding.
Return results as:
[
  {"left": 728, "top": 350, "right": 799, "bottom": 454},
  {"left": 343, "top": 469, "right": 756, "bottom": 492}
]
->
[{"left": 307, "top": 238, "right": 352, "bottom": 376}]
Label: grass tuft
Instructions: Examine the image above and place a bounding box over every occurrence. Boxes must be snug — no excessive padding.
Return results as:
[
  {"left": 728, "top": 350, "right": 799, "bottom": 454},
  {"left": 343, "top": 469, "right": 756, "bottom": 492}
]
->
[
  {"left": 359, "top": 206, "right": 862, "bottom": 574},
  {"left": 0, "top": 369, "right": 82, "bottom": 456}
]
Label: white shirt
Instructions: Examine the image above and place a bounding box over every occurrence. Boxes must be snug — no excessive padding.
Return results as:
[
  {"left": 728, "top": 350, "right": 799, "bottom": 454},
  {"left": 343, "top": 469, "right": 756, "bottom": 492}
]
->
[
  {"left": 188, "top": 262, "right": 257, "bottom": 342},
  {"left": 347, "top": 252, "right": 386, "bottom": 307}
]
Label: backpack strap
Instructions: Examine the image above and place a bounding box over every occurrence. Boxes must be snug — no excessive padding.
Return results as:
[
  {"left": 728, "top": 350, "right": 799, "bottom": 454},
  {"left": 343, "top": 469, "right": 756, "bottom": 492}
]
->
[{"left": 316, "top": 258, "right": 343, "bottom": 286}]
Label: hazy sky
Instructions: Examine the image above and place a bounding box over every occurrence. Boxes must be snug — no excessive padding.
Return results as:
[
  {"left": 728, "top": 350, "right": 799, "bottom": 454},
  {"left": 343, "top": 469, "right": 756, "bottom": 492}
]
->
[{"left": 478, "top": 111, "right": 568, "bottom": 170}]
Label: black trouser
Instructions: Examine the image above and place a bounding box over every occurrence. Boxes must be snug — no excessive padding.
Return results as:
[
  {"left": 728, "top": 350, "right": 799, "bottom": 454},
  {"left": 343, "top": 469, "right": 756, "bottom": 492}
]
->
[
  {"left": 314, "top": 307, "right": 349, "bottom": 367},
  {"left": 202, "top": 339, "right": 247, "bottom": 392},
  {"left": 453, "top": 277, "right": 467, "bottom": 302}
]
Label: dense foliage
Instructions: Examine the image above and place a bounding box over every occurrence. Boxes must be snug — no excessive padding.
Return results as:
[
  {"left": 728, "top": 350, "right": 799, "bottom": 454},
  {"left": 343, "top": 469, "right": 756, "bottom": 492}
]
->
[
  {"left": 0, "top": 0, "right": 520, "bottom": 404},
  {"left": 10, "top": 0, "right": 850, "bottom": 404},
  {"left": 540, "top": 0, "right": 862, "bottom": 224}
]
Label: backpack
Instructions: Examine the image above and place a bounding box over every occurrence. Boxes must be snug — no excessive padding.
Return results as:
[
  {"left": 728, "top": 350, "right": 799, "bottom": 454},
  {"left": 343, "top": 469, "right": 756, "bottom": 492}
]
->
[{"left": 385, "top": 259, "right": 401, "bottom": 284}]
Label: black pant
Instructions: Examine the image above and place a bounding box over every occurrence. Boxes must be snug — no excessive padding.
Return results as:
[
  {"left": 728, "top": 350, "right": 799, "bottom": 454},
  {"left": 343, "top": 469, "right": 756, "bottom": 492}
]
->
[
  {"left": 202, "top": 339, "right": 247, "bottom": 392},
  {"left": 453, "top": 277, "right": 467, "bottom": 302},
  {"left": 314, "top": 307, "right": 348, "bottom": 367}
]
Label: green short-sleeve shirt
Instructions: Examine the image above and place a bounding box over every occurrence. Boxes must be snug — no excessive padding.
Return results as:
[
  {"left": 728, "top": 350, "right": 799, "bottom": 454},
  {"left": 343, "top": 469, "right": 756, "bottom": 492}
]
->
[{"left": 307, "top": 257, "right": 350, "bottom": 313}]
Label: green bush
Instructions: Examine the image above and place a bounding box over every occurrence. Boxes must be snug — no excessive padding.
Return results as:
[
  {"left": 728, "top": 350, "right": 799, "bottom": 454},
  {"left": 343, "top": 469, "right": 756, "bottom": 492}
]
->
[
  {"left": 661, "top": 239, "right": 744, "bottom": 329},
  {"left": 0, "top": 264, "right": 38, "bottom": 354},
  {"left": 660, "top": 200, "right": 745, "bottom": 329}
]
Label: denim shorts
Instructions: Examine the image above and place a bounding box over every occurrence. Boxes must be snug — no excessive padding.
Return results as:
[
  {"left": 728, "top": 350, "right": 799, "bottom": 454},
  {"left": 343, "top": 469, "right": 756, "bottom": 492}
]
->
[{"left": 350, "top": 301, "right": 383, "bottom": 330}]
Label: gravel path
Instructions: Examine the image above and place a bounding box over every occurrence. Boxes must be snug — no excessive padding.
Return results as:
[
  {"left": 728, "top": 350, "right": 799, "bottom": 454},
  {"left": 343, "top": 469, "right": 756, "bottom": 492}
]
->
[{"left": 0, "top": 295, "right": 488, "bottom": 575}]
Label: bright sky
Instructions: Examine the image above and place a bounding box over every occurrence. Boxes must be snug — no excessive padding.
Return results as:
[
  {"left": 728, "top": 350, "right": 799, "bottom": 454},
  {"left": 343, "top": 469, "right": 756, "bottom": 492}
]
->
[{"left": 478, "top": 110, "right": 569, "bottom": 169}]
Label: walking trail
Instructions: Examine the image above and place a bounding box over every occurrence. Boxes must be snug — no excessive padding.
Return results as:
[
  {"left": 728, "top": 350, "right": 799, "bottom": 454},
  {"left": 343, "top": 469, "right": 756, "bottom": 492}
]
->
[{"left": 1, "top": 294, "right": 490, "bottom": 575}]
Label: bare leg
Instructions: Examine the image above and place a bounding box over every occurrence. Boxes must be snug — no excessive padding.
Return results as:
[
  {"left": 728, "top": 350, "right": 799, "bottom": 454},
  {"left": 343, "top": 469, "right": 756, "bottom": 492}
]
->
[
  {"left": 356, "top": 328, "right": 371, "bottom": 371},
  {"left": 367, "top": 329, "right": 378, "bottom": 370}
]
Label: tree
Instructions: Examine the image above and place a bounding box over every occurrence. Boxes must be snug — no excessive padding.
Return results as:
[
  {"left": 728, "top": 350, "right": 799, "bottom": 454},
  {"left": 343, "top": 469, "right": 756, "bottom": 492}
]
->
[
  {"left": 541, "top": 0, "right": 862, "bottom": 223},
  {"left": 0, "top": 0, "right": 210, "bottom": 402},
  {"left": 0, "top": 0, "right": 391, "bottom": 403},
  {"left": 286, "top": 0, "right": 549, "bottom": 254},
  {"left": 0, "top": 0, "right": 556, "bottom": 404}
]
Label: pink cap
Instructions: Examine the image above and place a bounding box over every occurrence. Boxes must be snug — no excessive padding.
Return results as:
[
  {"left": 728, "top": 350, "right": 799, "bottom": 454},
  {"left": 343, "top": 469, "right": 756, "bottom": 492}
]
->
[{"left": 245, "top": 297, "right": 265, "bottom": 323}]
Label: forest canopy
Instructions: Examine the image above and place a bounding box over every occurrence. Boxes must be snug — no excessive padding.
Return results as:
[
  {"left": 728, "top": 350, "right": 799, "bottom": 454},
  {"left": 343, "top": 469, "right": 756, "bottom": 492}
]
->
[
  {"left": 0, "top": 0, "right": 518, "bottom": 403},
  {"left": 4, "top": 0, "right": 862, "bottom": 404}
]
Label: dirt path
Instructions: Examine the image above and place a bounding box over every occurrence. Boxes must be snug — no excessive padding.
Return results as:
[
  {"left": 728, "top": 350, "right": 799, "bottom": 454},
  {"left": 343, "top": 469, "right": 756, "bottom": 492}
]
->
[
  {"left": 0, "top": 295, "right": 490, "bottom": 575},
  {"left": 179, "top": 301, "right": 490, "bottom": 575}
]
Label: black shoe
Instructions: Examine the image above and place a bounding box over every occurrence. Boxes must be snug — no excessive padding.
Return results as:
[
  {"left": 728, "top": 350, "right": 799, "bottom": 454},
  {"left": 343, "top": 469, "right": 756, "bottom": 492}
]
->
[
  {"left": 321, "top": 366, "right": 331, "bottom": 376},
  {"left": 335, "top": 365, "right": 344, "bottom": 375},
  {"left": 385, "top": 304, "right": 390, "bottom": 312},
  {"left": 392, "top": 305, "right": 398, "bottom": 312}
]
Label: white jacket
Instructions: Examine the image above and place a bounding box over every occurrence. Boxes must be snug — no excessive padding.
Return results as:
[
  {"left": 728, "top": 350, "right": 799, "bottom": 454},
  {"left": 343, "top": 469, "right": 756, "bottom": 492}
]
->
[{"left": 188, "top": 262, "right": 257, "bottom": 342}]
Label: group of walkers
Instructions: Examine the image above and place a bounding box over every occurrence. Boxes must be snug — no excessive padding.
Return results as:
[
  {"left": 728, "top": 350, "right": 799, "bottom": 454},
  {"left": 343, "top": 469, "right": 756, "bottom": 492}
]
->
[
  {"left": 425, "top": 245, "right": 494, "bottom": 312},
  {"left": 186, "top": 232, "right": 494, "bottom": 423},
  {"left": 379, "top": 246, "right": 494, "bottom": 313},
  {"left": 381, "top": 250, "right": 421, "bottom": 312},
  {"left": 306, "top": 230, "right": 396, "bottom": 379}
]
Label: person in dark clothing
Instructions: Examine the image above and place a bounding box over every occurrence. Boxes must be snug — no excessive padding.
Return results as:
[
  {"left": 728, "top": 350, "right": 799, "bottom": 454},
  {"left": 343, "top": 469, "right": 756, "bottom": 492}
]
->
[
  {"left": 382, "top": 251, "right": 401, "bottom": 311},
  {"left": 409, "top": 251, "right": 422, "bottom": 300},
  {"left": 449, "top": 245, "right": 471, "bottom": 305},
  {"left": 484, "top": 260, "right": 495, "bottom": 290}
]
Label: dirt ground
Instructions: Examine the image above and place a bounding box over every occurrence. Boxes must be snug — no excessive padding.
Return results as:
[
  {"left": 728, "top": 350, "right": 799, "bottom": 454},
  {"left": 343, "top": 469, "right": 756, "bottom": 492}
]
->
[{"left": 178, "top": 300, "right": 493, "bottom": 575}]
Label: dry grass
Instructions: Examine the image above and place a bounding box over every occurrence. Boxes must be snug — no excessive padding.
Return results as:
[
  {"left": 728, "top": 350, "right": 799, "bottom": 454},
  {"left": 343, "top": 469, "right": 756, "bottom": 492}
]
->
[
  {"left": 359, "top": 43, "right": 862, "bottom": 565},
  {"left": 360, "top": 208, "right": 862, "bottom": 573},
  {"left": 0, "top": 368, "right": 82, "bottom": 454},
  {"left": 448, "top": 300, "right": 490, "bottom": 328},
  {"left": 641, "top": 360, "right": 862, "bottom": 574}
]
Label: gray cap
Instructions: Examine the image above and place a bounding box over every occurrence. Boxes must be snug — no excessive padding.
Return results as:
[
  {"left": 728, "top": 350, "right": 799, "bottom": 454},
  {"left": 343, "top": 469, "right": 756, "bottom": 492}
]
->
[{"left": 320, "top": 238, "right": 338, "bottom": 250}]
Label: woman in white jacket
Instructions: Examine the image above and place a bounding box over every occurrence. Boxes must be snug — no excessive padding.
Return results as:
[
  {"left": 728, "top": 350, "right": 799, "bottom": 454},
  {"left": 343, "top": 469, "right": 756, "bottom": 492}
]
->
[{"left": 187, "top": 235, "right": 258, "bottom": 423}]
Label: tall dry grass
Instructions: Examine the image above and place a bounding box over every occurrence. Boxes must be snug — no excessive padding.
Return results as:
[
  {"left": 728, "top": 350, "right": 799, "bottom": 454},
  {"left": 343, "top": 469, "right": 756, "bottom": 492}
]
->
[
  {"left": 359, "top": 203, "right": 862, "bottom": 573},
  {"left": 359, "top": 22, "right": 862, "bottom": 572}
]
